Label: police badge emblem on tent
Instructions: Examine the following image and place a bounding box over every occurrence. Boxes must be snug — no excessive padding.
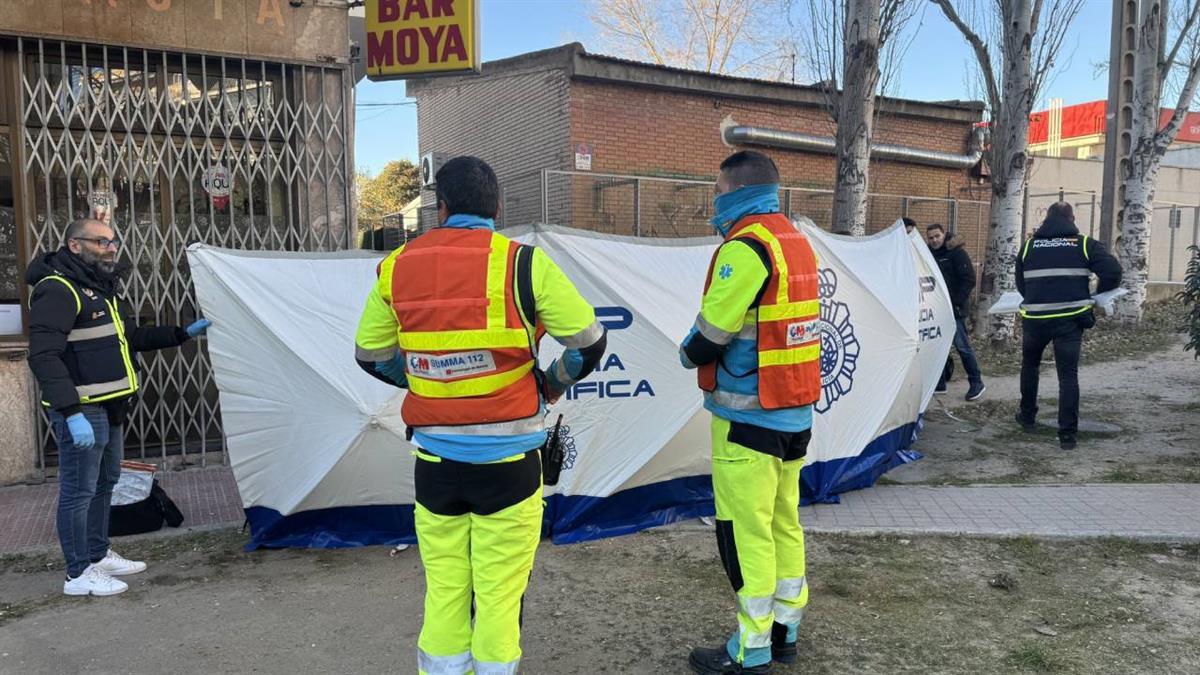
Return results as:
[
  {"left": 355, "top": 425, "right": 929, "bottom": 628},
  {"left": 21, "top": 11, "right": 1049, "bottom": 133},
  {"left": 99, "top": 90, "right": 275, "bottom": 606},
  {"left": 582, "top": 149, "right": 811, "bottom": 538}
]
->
[{"left": 815, "top": 268, "right": 860, "bottom": 414}]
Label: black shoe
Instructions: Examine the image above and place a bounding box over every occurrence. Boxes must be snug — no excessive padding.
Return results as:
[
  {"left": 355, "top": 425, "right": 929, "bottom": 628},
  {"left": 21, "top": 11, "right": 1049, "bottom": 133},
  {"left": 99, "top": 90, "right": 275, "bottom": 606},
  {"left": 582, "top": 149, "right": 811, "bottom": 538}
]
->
[
  {"left": 1015, "top": 413, "right": 1036, "bottom": 432},
  {"left": 965, "top": 383, "right": 986, "bottom": 401},
  {"left": 770, "top": 622, "right": 797, "bottom": 664},
  {"left": 1060, "top": 436, "right": 1077, "bottom": 450},
  {"left": 934, "top": 382, "right": 948, "bottom": 394},
  {"left": 688, "top": 646, "right": 771, "bottom": 674}
]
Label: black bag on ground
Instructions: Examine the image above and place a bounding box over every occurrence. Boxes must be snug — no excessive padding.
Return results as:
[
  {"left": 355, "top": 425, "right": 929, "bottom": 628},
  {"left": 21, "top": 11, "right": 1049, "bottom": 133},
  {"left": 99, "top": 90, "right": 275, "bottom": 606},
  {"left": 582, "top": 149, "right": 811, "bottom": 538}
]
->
[{"left": 109, "top": 479, "right": 185, "bottom": 536}]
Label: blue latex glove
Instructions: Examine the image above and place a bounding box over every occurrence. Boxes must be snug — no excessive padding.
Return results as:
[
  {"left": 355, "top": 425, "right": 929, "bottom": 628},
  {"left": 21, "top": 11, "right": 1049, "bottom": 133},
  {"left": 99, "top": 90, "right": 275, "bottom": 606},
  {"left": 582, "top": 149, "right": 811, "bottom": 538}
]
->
[
  {"left": 186, "top": 318, "right": 212, "bottom": 338},
  {"left": 375, "top": 353, "right": 409, "bottom": 388},
  {"left": 66, "top": 413, "right": 96, "bottom": 450}
]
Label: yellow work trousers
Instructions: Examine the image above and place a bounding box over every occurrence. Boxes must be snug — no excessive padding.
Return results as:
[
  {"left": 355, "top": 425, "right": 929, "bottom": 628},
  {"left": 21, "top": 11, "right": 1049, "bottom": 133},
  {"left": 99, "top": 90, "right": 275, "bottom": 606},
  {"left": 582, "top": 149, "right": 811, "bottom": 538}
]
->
[
  {"left": 710, "top": 416, "right": 809, "bottom": 668},
  {"left": 414, "top": 450, "right": 544, "bottom": 675}
]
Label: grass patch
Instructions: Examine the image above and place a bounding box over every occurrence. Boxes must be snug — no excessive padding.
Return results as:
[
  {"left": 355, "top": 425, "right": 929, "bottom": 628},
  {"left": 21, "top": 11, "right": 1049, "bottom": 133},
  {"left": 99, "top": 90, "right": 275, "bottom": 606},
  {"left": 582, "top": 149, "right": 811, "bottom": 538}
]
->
[
  {"left": 1096, "top": 453, "right": 1200, "bottom": 483},
  {"left": 1099, "top": 467, "right": 1146, "bottom": 483},
  {"left": 1006, "top": 642, "right": 1069, "bottom": 672},
  {"left": 4, "top": 530, "right": 1200, "bottom": 673}
]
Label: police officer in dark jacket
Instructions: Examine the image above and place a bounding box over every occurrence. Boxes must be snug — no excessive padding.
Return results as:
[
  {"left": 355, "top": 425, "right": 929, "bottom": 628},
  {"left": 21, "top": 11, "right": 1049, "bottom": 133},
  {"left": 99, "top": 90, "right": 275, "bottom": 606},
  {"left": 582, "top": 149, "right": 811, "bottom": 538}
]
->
[
  {"left": 1015, "top": 202, "right": 1121, "bottom": 450},
  {"left": 27, "top": 218, "right": 211, "bottom": 597},
  {"left": 927, "top": 223, "right": 985, "bottom": 401}
]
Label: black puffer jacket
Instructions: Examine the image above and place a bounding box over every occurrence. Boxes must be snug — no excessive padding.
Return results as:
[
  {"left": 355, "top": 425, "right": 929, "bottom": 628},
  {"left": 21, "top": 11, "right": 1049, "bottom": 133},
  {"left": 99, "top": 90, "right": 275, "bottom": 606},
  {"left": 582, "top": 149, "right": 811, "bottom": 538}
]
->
[
  {"left": 26, "top": 249, "right": 190, "bottom": 421},
  {"left": 930, "top": 234, "right": 976, "bottom": 319}
]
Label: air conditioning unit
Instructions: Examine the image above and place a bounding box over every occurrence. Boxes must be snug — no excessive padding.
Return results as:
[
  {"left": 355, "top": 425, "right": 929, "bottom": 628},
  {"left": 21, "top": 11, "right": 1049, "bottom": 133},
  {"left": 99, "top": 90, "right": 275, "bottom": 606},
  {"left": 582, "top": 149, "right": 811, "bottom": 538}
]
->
[{"left": 420, "top": 152, "right": 449, "bottom": 188}]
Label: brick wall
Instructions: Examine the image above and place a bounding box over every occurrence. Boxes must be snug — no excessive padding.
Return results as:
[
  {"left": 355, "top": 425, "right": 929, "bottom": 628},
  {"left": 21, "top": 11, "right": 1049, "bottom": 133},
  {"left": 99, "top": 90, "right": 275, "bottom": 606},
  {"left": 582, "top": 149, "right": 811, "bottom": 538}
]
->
[
  {"left": 411, "top": 66, "right": 572, "bottom": 229},
  {"left": 410, "top": 66, "right": 990, "bottom": 267},
  {"left": 567, "top": 80, "right": 989, "bottom": 260}
]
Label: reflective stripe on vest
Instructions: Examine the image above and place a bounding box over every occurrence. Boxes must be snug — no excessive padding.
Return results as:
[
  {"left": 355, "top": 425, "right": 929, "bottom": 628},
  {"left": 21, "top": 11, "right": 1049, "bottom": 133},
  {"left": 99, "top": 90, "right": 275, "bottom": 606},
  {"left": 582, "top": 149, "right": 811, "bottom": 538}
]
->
[
  {"left": 389, "top": 228, "right": 542, "bottom": 428},
  {"left": 67, "top": 323, "right": 119, "bottom": 342},
  {"left": 698, "top": 214, "right": 821, "bottom": 409},
  {"left": 76, "top": 377, "right": 133, "bottom": 398},
  {"left": 1021, "top": 268, "right": 1091, "bottom": 279},
  {"left": 1022, "top": 299, "right": 1095, "bottom": 311},
  {"left": 416, "top": 414, "right": 547, "bottom": 437}
]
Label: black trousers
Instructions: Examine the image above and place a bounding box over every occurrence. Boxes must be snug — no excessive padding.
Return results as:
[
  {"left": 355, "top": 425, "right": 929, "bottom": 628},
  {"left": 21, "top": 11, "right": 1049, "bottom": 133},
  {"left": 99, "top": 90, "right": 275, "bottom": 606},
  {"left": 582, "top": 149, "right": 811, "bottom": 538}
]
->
[
  {"left": 414, "top": 448, "right": 542, "bottom": 517},
  {"left": 1019, "top": 313, "right": 1093, "bottom": 439}
]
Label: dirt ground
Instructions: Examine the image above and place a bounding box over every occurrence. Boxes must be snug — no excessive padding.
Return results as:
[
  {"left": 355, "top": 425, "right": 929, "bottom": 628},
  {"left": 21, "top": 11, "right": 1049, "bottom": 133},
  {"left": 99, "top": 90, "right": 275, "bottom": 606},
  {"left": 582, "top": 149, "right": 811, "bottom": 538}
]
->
[
  {"left": 886, "top": 330, "right": 1200, "bottom": 486},
  {"left": 3, "top": 306, "right": 1195, "bottom": 674},
  {"left": 1, "top": 527, "right": 1198, "bottom": 674}
]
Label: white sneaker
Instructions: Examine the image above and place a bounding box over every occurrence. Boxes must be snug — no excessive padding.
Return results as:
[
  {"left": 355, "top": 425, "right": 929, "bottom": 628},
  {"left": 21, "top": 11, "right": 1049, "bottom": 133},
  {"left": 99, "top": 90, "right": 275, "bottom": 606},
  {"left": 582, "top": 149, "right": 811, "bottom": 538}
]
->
[
  {"left": 63, "top": 565, "right": 128, "bottom": 597},
  {"left": 92, "top": 549, "right": 147, "bottom": 576}
]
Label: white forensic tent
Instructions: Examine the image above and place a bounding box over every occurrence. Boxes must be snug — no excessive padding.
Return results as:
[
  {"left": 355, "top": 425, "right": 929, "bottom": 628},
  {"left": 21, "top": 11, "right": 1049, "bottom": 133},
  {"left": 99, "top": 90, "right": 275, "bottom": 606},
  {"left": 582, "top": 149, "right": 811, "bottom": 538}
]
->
[{"left": 186, "top": 221, "right": 954, "bottom": 548}]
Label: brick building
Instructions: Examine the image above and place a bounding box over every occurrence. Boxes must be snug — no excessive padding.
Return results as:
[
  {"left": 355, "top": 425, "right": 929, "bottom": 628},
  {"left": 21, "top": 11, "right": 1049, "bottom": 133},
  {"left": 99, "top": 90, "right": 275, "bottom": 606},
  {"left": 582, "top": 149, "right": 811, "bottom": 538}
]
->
[{"left": 408, "top": 43, "right": 989, "bottom": 251}]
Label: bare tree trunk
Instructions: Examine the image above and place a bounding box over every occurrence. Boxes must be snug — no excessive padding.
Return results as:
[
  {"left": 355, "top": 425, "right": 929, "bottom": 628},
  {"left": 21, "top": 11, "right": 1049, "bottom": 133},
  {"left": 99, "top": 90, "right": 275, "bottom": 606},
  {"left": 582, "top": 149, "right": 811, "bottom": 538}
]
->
[
  {"left": 975, "top": 2, "right": 1036, "bottom": 343},
  {"left": 831, "top": 0, "right": 882, "bottom": 236},
  {"left": 934, "top": 0, "right": 1084, "bottom": 341},
  {"left": 1117, "top": 1, "right": 1168, "bottom": 320},
  {"left": 978, "top": 122, "right": 1032, "bottom": 343},
  {"left": 1117, "top": 0, "right": 1200, "bottom": 320}
]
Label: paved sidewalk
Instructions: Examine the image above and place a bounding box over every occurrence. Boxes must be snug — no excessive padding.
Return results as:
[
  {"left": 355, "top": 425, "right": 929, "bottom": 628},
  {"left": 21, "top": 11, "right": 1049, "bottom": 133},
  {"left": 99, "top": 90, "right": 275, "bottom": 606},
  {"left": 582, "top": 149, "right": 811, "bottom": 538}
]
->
[
  {"left": 5, "top": 469, "right": 1200, "bottom": 555},
  {"left": 799, "top": 483, "right": 1200, "bottom": 542},
  {"left": 0, "top": 466, "right": 243, "bottom": 554}
]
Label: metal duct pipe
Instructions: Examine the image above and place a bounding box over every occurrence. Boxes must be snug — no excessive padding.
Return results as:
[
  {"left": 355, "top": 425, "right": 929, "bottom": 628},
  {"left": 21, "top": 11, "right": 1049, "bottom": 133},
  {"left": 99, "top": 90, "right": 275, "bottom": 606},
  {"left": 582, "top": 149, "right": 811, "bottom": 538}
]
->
[{"left": 719, "top": 115, "right": 987, "bottom": 169}]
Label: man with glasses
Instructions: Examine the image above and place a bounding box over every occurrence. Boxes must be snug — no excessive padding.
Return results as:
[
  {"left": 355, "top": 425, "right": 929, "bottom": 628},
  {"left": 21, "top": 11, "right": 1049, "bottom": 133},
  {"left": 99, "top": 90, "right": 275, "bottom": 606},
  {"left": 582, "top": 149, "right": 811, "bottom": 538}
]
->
[{"left": 26, "top": 218, "right": 212, "bottom": 597}]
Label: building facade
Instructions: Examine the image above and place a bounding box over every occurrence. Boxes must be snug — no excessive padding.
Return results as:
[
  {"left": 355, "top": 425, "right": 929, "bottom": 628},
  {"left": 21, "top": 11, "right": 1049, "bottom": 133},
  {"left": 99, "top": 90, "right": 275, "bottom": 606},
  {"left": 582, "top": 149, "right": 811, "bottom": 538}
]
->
[
  {"left": 408, "top": 43, "right": 989, "bottom": 252},
  {"left": 1028, "top": 99, "right": 1200, "bottom": 160},
  {"left": 0, "top": 0, "right": 354, "bottom": 482}
]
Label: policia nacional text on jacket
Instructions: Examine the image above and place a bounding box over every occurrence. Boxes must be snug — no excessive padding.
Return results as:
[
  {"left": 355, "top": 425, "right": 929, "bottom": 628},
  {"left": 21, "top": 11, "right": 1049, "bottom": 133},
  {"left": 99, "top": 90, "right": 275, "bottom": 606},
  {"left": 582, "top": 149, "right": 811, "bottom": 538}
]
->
[{"left": 353, "top": 156, "right": 606, "bottom": 675}]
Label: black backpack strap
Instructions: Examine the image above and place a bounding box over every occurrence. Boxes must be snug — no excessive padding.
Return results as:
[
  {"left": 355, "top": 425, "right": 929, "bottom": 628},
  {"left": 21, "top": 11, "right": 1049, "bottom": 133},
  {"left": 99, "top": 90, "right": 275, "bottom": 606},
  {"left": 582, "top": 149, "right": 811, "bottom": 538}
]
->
[
  {"left": 513, "top": 245, "right": 537, "bottom": 336},
  {"left": 513, "top": 244, "right": 544, "bottom": 393}
]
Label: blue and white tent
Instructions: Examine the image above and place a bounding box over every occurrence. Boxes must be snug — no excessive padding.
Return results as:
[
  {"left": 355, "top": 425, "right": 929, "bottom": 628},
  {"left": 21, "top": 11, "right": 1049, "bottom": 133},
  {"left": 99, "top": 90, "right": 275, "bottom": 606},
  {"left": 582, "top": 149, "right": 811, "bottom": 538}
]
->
[{"left": 187, "top": 221, "right": 953, "bottom": 549}]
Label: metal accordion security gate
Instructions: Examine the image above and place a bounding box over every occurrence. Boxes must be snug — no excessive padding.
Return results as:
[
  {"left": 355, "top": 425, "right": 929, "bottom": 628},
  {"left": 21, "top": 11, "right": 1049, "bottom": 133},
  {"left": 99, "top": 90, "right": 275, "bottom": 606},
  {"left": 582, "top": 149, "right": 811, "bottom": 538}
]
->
[{"left": 14, "top": 37, "right": 353, "bottom": 470}]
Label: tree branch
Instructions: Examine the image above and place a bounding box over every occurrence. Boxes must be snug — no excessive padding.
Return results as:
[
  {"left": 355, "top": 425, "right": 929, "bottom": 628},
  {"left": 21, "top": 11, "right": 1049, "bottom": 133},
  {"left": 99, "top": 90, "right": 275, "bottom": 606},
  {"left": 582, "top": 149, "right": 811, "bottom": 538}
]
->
[
  {"left": 1031, "top": 0, "right": 1085, "bottom": 99},
  {"left": 931, "top": 0, "right": 1001, "bottom": 113},
  {"left": 1156, "top": 46, "right": 1200, "bottom": 149},
  {"left": 1163, "top": 0, "right": 1200, "bottom": 80}
]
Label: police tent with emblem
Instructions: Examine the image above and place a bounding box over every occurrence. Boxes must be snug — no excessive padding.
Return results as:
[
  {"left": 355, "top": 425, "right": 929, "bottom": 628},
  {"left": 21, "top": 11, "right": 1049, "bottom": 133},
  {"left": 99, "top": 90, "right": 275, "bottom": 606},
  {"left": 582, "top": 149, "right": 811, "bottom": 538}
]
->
[{"left": 186, "top": 222, "right": 952, "bottom": 548}]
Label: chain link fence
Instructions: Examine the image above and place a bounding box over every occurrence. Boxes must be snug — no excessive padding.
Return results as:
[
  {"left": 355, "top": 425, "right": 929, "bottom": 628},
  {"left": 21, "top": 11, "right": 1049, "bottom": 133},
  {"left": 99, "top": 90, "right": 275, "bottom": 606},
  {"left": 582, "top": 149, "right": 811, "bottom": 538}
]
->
[
  {"left": 527, "top": 170, "right": 991, "bottom": 261},
  {"left": 1025, "top": 187, "right": 1198, "bottom": 283},
  {"left": 1149, "top": 204, "right": 1200, "bottom": 282}
]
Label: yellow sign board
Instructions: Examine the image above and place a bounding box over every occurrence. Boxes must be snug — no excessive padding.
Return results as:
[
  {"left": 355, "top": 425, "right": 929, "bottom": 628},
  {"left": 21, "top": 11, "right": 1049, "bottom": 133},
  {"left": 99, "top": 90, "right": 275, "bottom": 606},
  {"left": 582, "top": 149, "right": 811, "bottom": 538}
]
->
[{"left": 365, "top": 0, "right": 480, "bottom": 81}]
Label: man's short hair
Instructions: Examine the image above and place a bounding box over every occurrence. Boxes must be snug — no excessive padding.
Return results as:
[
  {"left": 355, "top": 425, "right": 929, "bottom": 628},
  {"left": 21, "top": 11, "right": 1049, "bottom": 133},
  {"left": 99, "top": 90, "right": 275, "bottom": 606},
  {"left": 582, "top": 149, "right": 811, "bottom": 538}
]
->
[
  {"left": 901, "top": 217, "right": 916, "bottom": 229},
  {"left": 926, "top": 223, "right": 946, "bottom": 233},
  {"left": 1047, "top": 201, "right": 1074, "bottom": 221},
  {"left": 719, "top": 150, "right": 780, "bottom": 187},
  {"left": 435, "top": 156, "right": 500, "bottom": 219},
  {"left": 64, "top": 218, "right": 104, "bottom": 243}
]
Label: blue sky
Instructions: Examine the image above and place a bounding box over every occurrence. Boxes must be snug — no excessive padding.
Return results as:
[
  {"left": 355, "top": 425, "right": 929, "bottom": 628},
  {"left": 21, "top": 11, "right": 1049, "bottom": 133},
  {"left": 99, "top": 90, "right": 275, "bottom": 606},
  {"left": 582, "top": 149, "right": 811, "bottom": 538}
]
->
[{"left": 353, "top": 0, "right": 1114, "bottom": 174}]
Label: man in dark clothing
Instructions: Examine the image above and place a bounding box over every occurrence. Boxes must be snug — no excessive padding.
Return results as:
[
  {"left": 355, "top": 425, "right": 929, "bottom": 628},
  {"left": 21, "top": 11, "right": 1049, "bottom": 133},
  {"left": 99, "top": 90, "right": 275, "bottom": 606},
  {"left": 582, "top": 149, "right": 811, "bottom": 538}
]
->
[
  {"left": 27, "top": 218, "right": 211, "bottom": 597},
  {"left": 927, "top": 223, "right": 985, "bottom": 401},
  {"left": 1015, "top": 202, "right": 1121, "bottom": 450}
]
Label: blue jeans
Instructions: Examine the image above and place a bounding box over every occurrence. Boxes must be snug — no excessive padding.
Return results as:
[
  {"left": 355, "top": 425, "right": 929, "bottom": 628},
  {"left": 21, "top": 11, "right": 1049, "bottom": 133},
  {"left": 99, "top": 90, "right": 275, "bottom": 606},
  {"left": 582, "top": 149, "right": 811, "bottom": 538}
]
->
[
  {"left": 938, "top": 318, "right": 983, "bottom": 388},
  {"left": 49, "top": 406, "right": 122, "bottom": 578}
]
